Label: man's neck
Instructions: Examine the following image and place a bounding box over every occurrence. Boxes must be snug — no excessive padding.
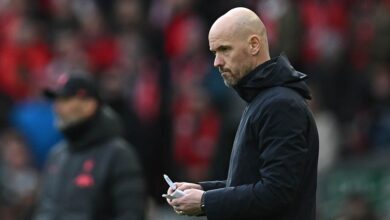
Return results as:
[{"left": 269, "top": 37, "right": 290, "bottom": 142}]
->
[{"left": 254, "top": 53, "right": 271, "bottom": 68}]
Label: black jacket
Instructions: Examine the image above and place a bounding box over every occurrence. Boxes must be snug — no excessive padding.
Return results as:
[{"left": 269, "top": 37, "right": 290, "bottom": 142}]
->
[
  {"left": 200, "top": 55, "right": 319, "bottom": 220},
  {"left": 34, "top": 107, "right": 145, "bottom": 220}
]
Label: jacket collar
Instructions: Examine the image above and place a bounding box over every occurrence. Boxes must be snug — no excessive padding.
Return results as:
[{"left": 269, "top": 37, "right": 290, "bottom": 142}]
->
[
  {"left": 61, "top": 106, "right": 121, "bottom": 151},
  {"left": 233, "top": 54, "right": 311, "bottom": 103}
]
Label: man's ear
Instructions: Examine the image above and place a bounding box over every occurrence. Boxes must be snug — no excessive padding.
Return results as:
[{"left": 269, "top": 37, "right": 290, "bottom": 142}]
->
[{"left": 248, "top": 35, "right": 261, "bottom": 55}]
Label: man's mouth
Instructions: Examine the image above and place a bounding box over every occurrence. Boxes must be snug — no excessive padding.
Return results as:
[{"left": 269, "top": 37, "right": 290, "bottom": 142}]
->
[
  {"left": 220, "top": 70, "right": 230, "bottom": 75},
  {"left": 221, "top": 72, "right": 229, "bottom": 78}
]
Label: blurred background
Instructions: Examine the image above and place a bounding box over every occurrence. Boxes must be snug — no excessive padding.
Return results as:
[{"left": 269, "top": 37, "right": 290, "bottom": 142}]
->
[{"left": 0, "top": 0, "right": 389, "bottom": 219}]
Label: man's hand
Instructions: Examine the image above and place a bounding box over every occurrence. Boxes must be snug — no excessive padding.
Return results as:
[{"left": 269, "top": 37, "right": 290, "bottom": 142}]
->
[
  {"left": 168, "top": 189, "right": 205, "bottom": 216},
  {"left": 167, "top": 182, "right": 203, "bottom": 195},
  {"left": 165, "top": 182, "right": 204, "bottom": 216}
]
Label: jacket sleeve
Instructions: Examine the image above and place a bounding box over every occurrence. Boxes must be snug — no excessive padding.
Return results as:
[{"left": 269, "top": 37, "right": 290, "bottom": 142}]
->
[
  {"left": 203, "top": 98, "right": 311, "bottom": 219},
  {"left": 33, "top": 144, "right": 67, "bottom": 220},
  {"left": 199, "top": 181, "right": 226, "bottom": 191},
  {"left": 109, "top": 143, "right": 146, "bottom": 220}
]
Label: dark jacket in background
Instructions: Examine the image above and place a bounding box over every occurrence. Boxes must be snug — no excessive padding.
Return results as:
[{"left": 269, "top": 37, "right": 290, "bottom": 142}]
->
[
  {"left": 200, "top": 55, "right": 319, "bottom": 220},
  {"left": 34, "top": 106, "right": 145, "bottom": 220}
]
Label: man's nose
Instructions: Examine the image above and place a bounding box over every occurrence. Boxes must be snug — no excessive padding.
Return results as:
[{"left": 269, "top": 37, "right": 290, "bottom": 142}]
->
[{"left": 214, "top": 55, "right": 224, "bottom": 68}]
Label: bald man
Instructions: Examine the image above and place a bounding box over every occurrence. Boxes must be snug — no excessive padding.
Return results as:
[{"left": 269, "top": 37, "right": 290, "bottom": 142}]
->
[{"left": 166, "top": 7, "right": 319, "bottom": 220}]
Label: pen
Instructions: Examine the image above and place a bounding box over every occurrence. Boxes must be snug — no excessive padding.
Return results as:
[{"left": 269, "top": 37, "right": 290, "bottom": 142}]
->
[{"left": 163, "top": 174, "right": 177, "bottom": 190}]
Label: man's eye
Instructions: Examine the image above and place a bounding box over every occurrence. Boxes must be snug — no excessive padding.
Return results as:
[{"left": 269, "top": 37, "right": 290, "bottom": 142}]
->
[{"left": 220, "top": 47, "right": 231, "bottom": 53}]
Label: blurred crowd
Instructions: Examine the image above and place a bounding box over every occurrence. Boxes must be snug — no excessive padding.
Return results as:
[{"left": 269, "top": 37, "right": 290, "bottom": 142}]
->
[{"left": 0, "top": 0, "right": 389, "bottom": 219}]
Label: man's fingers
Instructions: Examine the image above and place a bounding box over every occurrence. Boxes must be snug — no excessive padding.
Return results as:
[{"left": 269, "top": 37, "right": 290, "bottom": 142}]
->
[
  {"left": 169, "top": 198, "right": 182, "bottom": 206},
  {"left": 168, "top": 197, "right": 183, "bottom": 206},
  {"left": 168, "top": 182, "right": 183, "bottom": 194},
  {"left": 175, "top": 209, "right": 185, "bottom": 215},
  {"left": 177, "top": 183, "right": 193, "bottom": 191},
  {"left": 173, "top": 204, "right": 187, "bottom": 216}
]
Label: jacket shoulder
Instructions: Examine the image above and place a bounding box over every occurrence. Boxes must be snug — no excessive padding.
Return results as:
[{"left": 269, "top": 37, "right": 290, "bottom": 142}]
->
[
  {"left": 248, "top": 87, "right": 310, "bottom": 124},
  {"left": 104, "top": 137, "right": 128, "bottom": 148},
  {"left": 258, "top": 86, "right": 306, "bottom": 103},
  {"left": 102, "top": 137, "right": 136, "bottom": 155},
  {"left": 102, "top": 138, "right": 142, "bottom": 170},
  {"left": 251, "top": 86, "right": 306, "bottom": 109},
  {"left": 46, "top": 141, "right": 67, "bottom": 159}
]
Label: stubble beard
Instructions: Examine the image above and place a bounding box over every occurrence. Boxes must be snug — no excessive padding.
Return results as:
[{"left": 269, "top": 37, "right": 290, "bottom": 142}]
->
[
  {"left": 222, "top": 64, "right": 253, "bottom": 87},
  {"left": 221, "top": 71, "right": 239, "bottom": 87},
  {"left": 223, "top": 77, "right": 236, "bottom": 87}
]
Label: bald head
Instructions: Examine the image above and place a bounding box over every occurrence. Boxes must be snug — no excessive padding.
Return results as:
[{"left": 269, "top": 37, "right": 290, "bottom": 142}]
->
[
  {"left": 209, "top": 7, "right": 270, "bottom": 87},
  {"left": 211, "top": 7, "right": 266, "bottom": 40}
]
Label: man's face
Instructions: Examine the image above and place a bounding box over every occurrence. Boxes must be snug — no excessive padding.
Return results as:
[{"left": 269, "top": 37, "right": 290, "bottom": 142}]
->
[
  {"left": 54, "top": 97, "right": 92, "bottom": 128},
  {"left": 209, "top": 28, "right": 252, "bottom": 87}
]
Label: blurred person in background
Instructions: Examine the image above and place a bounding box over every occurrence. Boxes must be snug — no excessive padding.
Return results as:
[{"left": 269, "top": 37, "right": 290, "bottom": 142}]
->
[
  {"left": 166, "top": 7, "right": 318, "bottom": 220},
  {"left": 0, "top": 129, "right": 39, "bottom": 220},
  {"left": 109, "top": 0, "right": 172, "bottom": 207},
  {"left": 309, "top": 84, "right": 340, "bottom": 174},
  {"left": 0, "top": 93, "right": 12, "bottom": 132},
  {"left": 335, "top": 193, "right": 378, "bottom": 220},
  {"left": 368, "top": 65, "right": 390, "bottom": 150},
  {"left": 0, "top": 10, "right": 51, "bottom": 100},
  {"left": 78, "top": 4, "right": 119, "bottom": 75},
  {"left": 44, "top": 29, "right": 90, "bottom": 80},
  {"left": 253, "top": 0, "right": 302, "bottom": 64},
  {"left": 0, "top": 0, "right": 388, "bottom": 219},
  {"left": 10, "top": 97, "right": 63, "bottom": 169},
  {"left": 172, "top": 84, "right": 221, "bottom": 182},
  {"left": 34, "top": 74, "right": 145, "bottom": 220},
  {"left": 162, "top": 6, "right": 223, "bottom": 183}
]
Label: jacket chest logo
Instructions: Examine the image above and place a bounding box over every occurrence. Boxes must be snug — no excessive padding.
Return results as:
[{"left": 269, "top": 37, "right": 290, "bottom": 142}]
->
[{"left": 74, "top": 159, "right": 95, "bottom": 188}]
